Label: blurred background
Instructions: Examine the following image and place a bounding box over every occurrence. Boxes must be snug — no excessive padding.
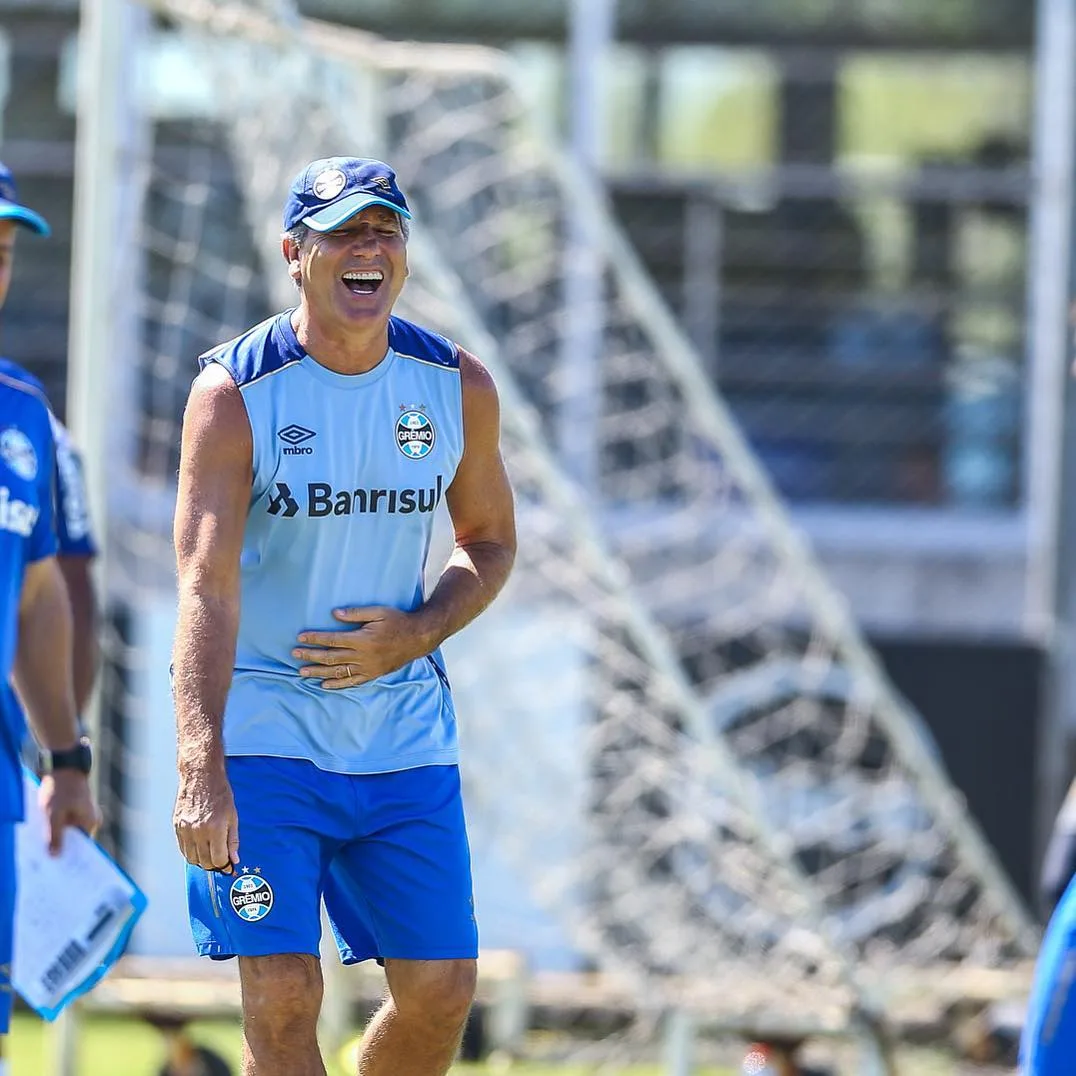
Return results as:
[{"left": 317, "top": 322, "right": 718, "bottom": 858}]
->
[{"left": 4, "top": 0, "right": 1076, "bottom": 1072}]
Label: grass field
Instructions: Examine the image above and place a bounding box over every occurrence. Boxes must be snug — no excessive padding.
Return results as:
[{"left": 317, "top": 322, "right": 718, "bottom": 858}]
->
[
  {"left": 6, "top": 1010, "right": 1009, "bottom": 1076},
  {"left": 8, "top": 1013, "right": 727, "bottom": 1076},
  {"left": 6, "top": 1007, "right": 1015, "bottom": 1076},
  {"left": 9, "top": 1014, "right": 246, "bottom": 1076},
  {"left": 8, "top": 1011, "right": 1016, "bottom": 1076}
]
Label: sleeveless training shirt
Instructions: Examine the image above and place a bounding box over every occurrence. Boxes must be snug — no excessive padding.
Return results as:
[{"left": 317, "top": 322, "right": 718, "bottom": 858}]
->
[{"left": 200, "top": 311, "right": 464, "bottom": 774}]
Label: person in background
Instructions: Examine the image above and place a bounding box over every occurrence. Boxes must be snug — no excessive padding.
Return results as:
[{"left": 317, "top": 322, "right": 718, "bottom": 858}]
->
[
  {"left": 146, "top": 1011, "right": 233, "bottom": 1076},
  {"left": 0, "top": 159, "right": 98, "bottom": 1076},
  {"left": 0, "top": 385, "right": 101, "bottom": 761},
  {"left": 0, "top": 262, "right": 99, "bottom": 754},
  {"left": 48, "top": 412, "right": 98, "bottom": 712},
  {"left": 1039, "top": 777, "right": 1076, "bottom": 921},
  {"left": 741, "top": 1038, "right": 833, "bottom": 1075}
]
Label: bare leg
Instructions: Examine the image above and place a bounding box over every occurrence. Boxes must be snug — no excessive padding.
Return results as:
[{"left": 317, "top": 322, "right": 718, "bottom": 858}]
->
[
  {"left": 357, "top": 958, "right": 476, "bottom": 1076},
  {"left": 239, "top": 953, "right": 326, "bottom": 1076}
]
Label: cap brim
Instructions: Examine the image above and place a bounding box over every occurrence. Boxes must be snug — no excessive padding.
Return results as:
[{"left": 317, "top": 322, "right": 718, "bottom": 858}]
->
[
  {"left": 0, "top": 203, "right": 50, "bottom": 237},
  {"left": 302, "top": 192, "right": 411, "bottom": 233}
]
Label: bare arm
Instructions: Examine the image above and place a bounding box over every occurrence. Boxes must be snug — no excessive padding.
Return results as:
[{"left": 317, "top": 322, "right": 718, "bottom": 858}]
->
[
  {"left": 15, "top": 556, "right": 98, "bottom": 852},
  {"left": 56, "top": 554, "right": 98, "bottom": 715},
  {"left": 412, "top": 348, "right": 516, "bottom": 646},
  {"left": 15, "top": 556, "right": 80, "bottom": 752},
  {"left": 294, "top": 348, "right": 516, "bottom": 686},
  {"left": 171, "top": 362, "right": 252, "bottom": 872}
]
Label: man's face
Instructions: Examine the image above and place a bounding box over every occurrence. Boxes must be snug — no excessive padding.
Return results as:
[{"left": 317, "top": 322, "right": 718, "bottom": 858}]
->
[
  {"left": 286, "top": 205, "right": 407, "bottom": 333},
  {"left": 0, "top": 220, "right": 18, "bottom": 309}
]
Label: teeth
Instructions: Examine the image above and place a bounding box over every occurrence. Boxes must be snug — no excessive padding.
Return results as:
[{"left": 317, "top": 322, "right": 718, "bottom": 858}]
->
[{"left": 342, "top": 270, "right": 384, "bottom": 281}]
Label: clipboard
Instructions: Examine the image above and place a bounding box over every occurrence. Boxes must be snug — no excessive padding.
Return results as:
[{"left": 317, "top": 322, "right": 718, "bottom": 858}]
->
[{"left": 12, "top": 767, "right": 147, "bottom": 1020}]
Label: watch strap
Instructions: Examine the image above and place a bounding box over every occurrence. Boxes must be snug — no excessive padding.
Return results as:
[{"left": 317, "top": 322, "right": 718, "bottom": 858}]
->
[{"left": 46, "top": 736, "right": 93, "bottom": 775}]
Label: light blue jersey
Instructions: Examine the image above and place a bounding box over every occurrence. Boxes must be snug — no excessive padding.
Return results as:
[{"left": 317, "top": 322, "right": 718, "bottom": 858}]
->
[{"left": 201, "top": 311, "right": 464, "bottom": 774}]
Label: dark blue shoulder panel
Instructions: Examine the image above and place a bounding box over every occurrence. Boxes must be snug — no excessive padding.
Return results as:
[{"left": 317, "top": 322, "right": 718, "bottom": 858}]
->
[
  {"left": 388, "top": 317, "right": 460, "bottom": 369},
  {"left": 198, "top": 312, "right": 303, "bottom": 387}
]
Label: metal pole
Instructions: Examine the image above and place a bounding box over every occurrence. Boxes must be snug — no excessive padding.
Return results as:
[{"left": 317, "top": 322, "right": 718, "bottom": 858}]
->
[
  {"left": 1025, "top": 0, "right": 1076, "bottom": 635},
  {"left": 559, "top": 0, "right": 616, "bottom": 494},
  {"left": 682, "top": 190, "right": 722, "bottom": 376},
  {"left": 567, "top": 0, "right": 614, "bottom": 197},
  {"left": 56, "top": 0, "right": 145, "bottom": 1065},
  {"left": 0, "top": 33, "right": 10, "bottom": 143},
  {"left": 1025, "top": 0, "right": 1076, "bottom": 889},
  {"left": 67, "top": 0, "right": 126, "bottom": 756},
  {"left": 662, "top": 1009, "right": 695, "bottom": 1076}
]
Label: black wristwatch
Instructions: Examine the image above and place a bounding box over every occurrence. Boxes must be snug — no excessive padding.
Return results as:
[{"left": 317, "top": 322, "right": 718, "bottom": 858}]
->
[{"left": 44, "top": 736, "right": 93, "bottom": 776}]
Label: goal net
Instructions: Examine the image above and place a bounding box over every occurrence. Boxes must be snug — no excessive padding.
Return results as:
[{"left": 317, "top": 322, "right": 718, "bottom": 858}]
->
[
  {"left": 295, "top": 10, "right": 1040, "bottom": 982},
  {"left": 89, "top": 0, "right": 1036, "bottom": 1061}
]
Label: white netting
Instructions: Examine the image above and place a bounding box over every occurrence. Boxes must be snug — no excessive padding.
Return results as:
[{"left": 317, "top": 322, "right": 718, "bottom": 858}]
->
[
  {"left": 100, "top": 0, "right": 1036, "bottom": 1058},
  {"left": 297, "top": 18, "right": 1039, "bottom": 978},
  {"left": 113, "top": 31, "right": 867, "bottom": 1055}
]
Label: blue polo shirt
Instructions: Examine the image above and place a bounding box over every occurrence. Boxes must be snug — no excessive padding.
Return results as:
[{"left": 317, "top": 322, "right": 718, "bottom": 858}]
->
[
  {"left": 0, "top": 360, "right": 95, "bottom": 560},
  {"left": 0, "top": 362, "right": 57, "bottom": 821}
]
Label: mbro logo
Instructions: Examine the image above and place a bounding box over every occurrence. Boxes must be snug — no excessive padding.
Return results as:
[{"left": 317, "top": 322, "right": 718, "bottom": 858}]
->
[{"left": 278, "top": 425, "right": 316, "bottom": 456}]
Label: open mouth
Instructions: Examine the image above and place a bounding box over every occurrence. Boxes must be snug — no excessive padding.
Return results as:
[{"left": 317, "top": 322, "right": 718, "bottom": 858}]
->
[{"left": 342, "top": 269, "right": 385, "bottom": 296}]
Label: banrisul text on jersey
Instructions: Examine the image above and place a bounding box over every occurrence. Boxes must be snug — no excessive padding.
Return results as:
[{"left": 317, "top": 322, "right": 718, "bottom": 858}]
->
[{"left": 266, "top": 475, "right": 444, "bottom": 519}]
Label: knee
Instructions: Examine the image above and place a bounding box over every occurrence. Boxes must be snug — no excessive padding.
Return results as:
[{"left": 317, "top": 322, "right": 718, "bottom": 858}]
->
[
  {"left": 392, "top": 959, "right": 477, "bottom": 1031},
  {"left": 240, "top": 954, "right": 323, "bottom": 1033}
]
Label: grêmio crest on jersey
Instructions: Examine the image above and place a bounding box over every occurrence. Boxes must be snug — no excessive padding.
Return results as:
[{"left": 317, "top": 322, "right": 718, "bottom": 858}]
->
[{"left": 396, "top": 405, "right": 435, "bottom": 460}]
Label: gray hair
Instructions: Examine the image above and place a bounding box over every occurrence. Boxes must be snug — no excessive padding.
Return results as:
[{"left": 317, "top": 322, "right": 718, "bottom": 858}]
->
[
  {"left": 283, "top": 224, "right": 309, "bottom": 290},
  {"left": 283, "top": 222, "right": 311, "bottom": 253}
]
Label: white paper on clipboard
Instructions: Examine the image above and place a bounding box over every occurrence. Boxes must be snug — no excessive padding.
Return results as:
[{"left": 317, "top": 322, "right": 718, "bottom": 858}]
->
[{"left": 12, "top": 768, "right": 146, "bottom": 1019}]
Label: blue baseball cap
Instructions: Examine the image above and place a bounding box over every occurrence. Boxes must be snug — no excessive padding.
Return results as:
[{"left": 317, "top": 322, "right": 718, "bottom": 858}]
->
[
  {"left": 283, "top": 157, "right": 411, "bottom": 234},
  {"left": 0, "top": 162, "right": 49, "bottom": 236}
]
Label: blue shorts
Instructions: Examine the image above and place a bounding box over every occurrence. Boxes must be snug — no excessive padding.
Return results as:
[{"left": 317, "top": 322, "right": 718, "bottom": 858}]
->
[
  {"left": 1022, "top": 876, "right": 1076, "bottom": 1073},
  {"left": 0, "top": 822, "right": 14, "bottom": 1034},
  {"left": 187, "top": 757, "right": 477, "bottom": 964}
]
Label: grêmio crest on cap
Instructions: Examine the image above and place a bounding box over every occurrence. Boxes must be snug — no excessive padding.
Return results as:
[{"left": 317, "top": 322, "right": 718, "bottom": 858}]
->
[{"left": 312, "top": 168, "right": 347, "bottom": 200}]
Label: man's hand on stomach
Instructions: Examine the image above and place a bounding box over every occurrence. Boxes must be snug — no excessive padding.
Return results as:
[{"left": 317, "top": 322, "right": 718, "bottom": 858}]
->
[{"left": 292, "top": 605, "right": 436, "bottom": 690}]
